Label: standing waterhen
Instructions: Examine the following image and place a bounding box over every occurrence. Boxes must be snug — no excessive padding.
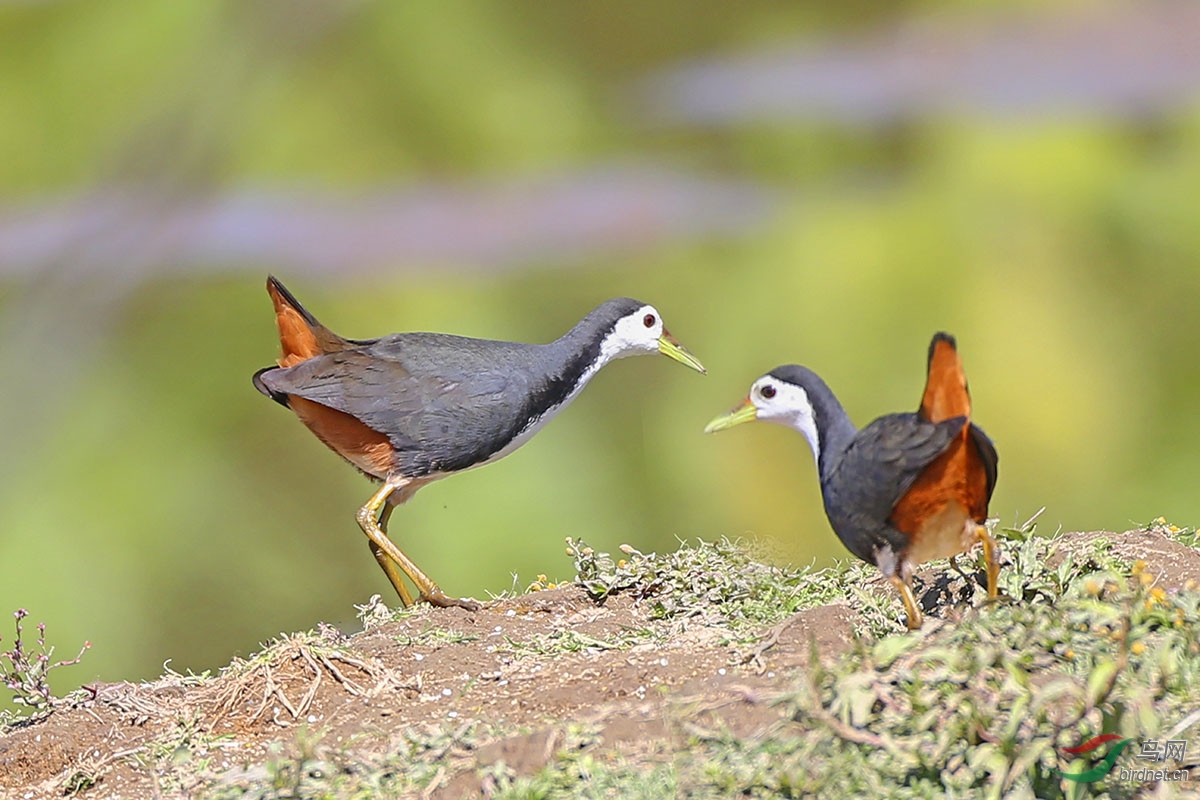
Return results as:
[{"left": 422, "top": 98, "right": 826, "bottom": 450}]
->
[
  {"left": 705, "top": 333, "right": 998, "bottom": 629},
  {"left": 254, "top": 277, "right": 705, "bottom": 611}
]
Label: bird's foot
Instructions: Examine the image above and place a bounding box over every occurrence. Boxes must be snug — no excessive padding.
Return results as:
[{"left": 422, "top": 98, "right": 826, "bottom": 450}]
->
[
  {"left": 421, "top": 590, "right": 482, "bottom": 612},
  {"left": 889, "top": 574, "right": 925, "bottom": 631},
  {"left": 978, "top": 592, "right": 1011, "bottom": 611}
]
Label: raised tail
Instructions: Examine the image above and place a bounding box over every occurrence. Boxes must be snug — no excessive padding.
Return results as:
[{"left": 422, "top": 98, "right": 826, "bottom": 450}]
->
[
  {"left": 919, "top": 332, "right": 971, "bottom": 423},
  {"left": 255, "top": 276, "right": 353, "bottom": 406},
  {"left": 266, "top": 275, "right": 351, "bottom": 367}
]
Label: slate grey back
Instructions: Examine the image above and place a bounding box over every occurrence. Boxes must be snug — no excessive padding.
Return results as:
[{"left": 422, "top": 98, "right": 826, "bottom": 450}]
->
[{"left": 822, "top": 413, "right": 969, "bottom": 563}]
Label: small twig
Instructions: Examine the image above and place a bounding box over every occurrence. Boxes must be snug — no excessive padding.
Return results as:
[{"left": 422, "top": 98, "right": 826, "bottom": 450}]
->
[
  {"left": 58, "top": 745, "right": 145, "bottom": 796},
  {"left": 541, "top": 727, "right": 562, "bottom": 763},
  {"left": 1019, "top": 507, "right": 1046, "bottom": 532},
  {"left": 294, "top": 648, "right": 323, "bottom": 717},
  {"left": 426, "top": 721, "right": 476, "bottom": 762},
  {"left": 800, "top": 668, "right": 904, "bottom": 758},
  {"left": 250, "top": 667, "right": 273, "bottom": 721},
  {"left": 804, "top": 697, "right": 892, "bottom": 750},
  {"left": 973, "top": 720, "right": 999, "bottom": 745},
  {"left": 1165, "top": 707, "right": 1200, "bottom": 741},
  {"left": 1, "top": 610, "right": 92, "bottom": 710},
  {"left": 419, "top": 766, "right": 447, "bottom": 800},
  {"left": 253, "top": 663, "right": 299, "bottom": 722},
  {"left": 740, "top": 617, "right": 791, "bottom": 671},
  {"left": 318, "top": 652, "right": 365, "bottom": 696},
  {"left": 275, "top": 682, "right": 300, "bottom": 720}
]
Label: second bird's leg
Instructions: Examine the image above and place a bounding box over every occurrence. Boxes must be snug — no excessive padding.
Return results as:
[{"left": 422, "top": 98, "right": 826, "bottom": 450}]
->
[
  {"left": 368, "top": 503, "right": 416, "bottom": 607},
  {"left": 974, "top": 523, "right": 1000, "bottom": 601},
  {"left": 356, "top": 479, "right": 481, "bottom": 611},
  {"left": 888, "top": 572, "right": 924, "bottom": 631}
]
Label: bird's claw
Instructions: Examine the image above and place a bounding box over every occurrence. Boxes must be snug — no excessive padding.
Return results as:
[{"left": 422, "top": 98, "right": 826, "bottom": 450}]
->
[{"left": 422, "top": 590, "right": 482, "bottom": 612}]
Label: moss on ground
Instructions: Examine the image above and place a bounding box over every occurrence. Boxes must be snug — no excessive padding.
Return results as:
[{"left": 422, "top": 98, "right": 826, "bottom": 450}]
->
[
  {"left": 186, "top": 520, "right": 1200, "bottom": 799},
  {"left": 484, "top": 522, "right": 1200, "bottom": 799}
]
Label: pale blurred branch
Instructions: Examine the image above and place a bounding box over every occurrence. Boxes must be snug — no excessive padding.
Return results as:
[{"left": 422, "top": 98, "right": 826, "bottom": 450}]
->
[
  {"left": 640, "top": 1, "right": 1200, "bottom": 125},
  {"left": 0, "top": 168, "right": 773, "bottom": 279}
]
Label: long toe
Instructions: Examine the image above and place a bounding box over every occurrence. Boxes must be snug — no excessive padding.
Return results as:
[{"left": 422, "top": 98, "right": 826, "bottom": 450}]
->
[{"left": 423, "top": 590, "right": 482, "bottom": 612}]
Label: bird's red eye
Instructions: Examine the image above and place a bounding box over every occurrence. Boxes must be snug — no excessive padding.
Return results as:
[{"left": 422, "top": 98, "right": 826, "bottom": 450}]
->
[
  {"left": 761, "top": 385, "right": 777, "bottom": 399},
  {"left": 643, "top": 313, "right": 656, "bottom": 328}
]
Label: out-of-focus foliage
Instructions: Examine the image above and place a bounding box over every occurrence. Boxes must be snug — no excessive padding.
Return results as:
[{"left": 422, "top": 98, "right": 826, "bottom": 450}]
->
[{"left": 1, "top": 0, "right": 1199, "bottom": 709}]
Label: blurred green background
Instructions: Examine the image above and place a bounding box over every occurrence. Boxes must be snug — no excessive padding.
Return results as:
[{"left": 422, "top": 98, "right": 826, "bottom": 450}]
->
[{"left": 2, "top": 0, "right": 1199, "bottom": 707}]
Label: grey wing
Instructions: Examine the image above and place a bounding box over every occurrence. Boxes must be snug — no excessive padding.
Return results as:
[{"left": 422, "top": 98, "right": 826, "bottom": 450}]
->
[
  {"left": 260, "top": 340, "right": 528, "bottom": 472},
  {"left": 354, "top": 336, "right": 533, "bottom": 467},
  {"left": 260, "top": 349, "right": 430, "bottom": 445},
  {"left": 262, "top": 345, "right": 511, "bottom": 431},
  {"left": 829, "top": 413, "right": 967, "bottom": 523}
]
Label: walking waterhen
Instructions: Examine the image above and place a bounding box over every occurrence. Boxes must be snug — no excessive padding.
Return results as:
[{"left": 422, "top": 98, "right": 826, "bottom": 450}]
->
[
  {"left": 705, "top": 332, "right": 999, "bottom": 629},
  {"left": 254, "top": 277, "right": 705, "bottom": 611}
]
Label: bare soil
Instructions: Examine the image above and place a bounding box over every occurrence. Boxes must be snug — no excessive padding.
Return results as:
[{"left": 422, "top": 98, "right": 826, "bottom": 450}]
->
[{"left": 1, "top": 528, "right": 1197, "bottom": 799}]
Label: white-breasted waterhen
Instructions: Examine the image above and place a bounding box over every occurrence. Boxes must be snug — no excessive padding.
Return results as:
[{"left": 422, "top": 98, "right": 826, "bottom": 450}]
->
[
  {"left": 253, "top": 277, "right": 705, "bottom": 611},
  {"left": 705, "top": 332, "right": 998, "bottom": 630}
]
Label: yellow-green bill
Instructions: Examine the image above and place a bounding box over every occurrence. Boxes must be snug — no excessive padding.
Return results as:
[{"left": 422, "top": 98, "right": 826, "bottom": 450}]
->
[
  {"left": 657, "top": 331, "right": 706, "bottom": 374},
  {"left": 704, "top": 398, "right": 758, "bottom": 433}
]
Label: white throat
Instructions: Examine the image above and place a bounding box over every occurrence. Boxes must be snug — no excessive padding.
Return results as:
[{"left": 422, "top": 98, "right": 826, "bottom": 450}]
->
[
  {"left": 786, "top": 405, "right": 821, "bottom": 468},
  {"left": 756, "top": 383, "right": 821, "bottom": 468}
]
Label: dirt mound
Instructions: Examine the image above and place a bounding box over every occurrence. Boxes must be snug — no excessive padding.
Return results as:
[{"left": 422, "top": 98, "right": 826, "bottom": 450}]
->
[{"left": 2, "top": 526, "right": 1198, "bottom": 798}]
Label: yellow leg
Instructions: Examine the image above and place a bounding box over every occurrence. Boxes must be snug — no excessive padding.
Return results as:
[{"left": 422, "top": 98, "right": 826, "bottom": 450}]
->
[
  {"left": 368, "top": 503, "right": 416, "bottom": 607},
  {"left": 888, "top": 574, "right": 923, "bottom": 631},
  {"left": 357, "top": 479, "right": 480, "bottom": 611},
  {"left": 975, "top": 523, "right": 1000, "bottom": 601}
]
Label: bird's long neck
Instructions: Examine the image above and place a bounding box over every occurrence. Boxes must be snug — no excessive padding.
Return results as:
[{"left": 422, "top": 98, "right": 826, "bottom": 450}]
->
[
  {"left": 523, "top": 315, "right": 619, "bottom": 421},
  {"left": 804, "top": 379, "right": 858, "bottom": 482}
]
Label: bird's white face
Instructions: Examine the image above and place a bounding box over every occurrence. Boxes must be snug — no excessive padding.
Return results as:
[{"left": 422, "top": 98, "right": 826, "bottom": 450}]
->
[
  {"left": 747, "top": 375, "right": 813, "bottom": 424},
  {"left": 706, "top": 375, "right": 822, "bottom": 464},
  {"left": 603, "top": 305, "right": 666, "bottom": 358},
  {"left": 602, "top": 305, "right": 706, "bottom": 373}
]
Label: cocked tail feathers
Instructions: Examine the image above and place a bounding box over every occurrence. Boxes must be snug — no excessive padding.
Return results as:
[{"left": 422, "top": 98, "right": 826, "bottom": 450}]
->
[
  {"left": 266, "top": 275, "right": 352, "bottom": 367},
  {"left": 920, "top": 331, "right": 970, "bottom": 423},
  {"left": 255, "top": 276, "right": 355, "bottom": 406}
]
